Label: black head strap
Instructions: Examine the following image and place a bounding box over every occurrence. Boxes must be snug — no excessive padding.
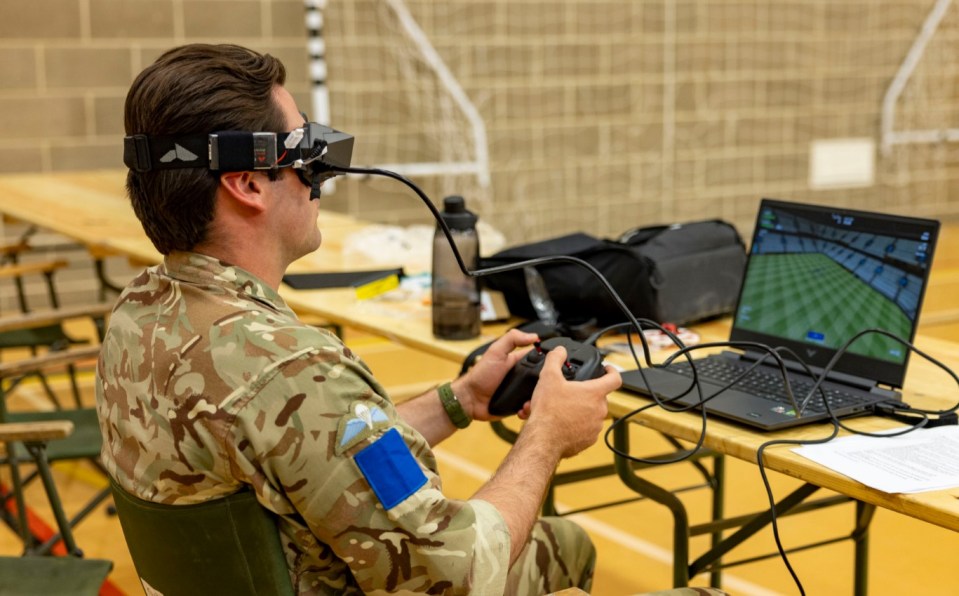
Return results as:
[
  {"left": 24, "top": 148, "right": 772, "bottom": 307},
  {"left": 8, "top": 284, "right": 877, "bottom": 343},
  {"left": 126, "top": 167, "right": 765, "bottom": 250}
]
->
[
  {"left": 123, "top": 132, "right": 301, "bottom": 173},
  {"left": 123, "top": 134, "right": 209, "bottom": 172}
]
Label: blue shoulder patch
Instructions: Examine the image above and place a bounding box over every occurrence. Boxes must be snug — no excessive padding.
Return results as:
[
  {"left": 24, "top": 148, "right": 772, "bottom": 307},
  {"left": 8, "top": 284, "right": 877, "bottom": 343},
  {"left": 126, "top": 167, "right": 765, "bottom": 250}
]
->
[{"left": 354, "top": 427, "right": 428, "bottom": 510}]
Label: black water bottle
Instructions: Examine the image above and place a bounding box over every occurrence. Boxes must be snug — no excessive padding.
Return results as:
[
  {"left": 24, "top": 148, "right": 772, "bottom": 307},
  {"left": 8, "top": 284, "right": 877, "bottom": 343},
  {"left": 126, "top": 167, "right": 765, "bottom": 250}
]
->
[{"left": 432, "top": 195, "right": 481, "bottom": 339}]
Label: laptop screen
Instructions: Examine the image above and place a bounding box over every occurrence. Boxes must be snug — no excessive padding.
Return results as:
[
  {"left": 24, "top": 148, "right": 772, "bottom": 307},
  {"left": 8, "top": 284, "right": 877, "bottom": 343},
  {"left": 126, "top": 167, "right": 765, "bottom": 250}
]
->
[{"left": 729, "top": 199, "right": 939, "bottom": 388}]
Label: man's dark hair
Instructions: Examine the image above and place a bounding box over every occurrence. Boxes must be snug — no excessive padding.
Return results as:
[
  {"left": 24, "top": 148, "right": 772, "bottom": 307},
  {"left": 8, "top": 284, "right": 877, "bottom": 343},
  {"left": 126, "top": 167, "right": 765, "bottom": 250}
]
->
[{"left": 124, "top": 44, "right": 288, "bottom": 254}]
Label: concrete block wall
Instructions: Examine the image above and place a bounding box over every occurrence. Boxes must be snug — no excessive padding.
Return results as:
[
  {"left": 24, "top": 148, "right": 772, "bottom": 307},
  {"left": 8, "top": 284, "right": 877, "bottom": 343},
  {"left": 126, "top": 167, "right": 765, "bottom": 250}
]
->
[
  {"left": 322, "top": 0, "right": 959, "bottom": 241},
  {"left": 0, "top": 0, "right": 956, "bottom": 277}
]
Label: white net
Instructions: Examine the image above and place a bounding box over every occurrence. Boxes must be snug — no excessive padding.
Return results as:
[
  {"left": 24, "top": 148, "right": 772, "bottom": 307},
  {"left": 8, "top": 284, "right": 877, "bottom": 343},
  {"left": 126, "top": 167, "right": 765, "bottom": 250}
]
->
[
  {"left": 880, "top": 0, "right": 959, "bottom": 215},
  {"left": 324, "top": 0, "right": 490, "bottom": 211}
]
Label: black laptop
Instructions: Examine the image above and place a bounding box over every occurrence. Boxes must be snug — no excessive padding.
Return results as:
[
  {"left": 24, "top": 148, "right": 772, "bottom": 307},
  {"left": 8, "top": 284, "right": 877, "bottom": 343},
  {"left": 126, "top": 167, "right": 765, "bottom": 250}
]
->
[{"left": 620, "top": 199, "right": 940, "bottom": 431}]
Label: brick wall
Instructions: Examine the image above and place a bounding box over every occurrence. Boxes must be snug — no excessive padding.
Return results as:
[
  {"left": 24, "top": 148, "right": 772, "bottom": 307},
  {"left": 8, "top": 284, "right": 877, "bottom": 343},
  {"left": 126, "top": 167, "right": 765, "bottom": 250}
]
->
[{"left": 0, "top": 0, "right": 957, "bottom": 268}]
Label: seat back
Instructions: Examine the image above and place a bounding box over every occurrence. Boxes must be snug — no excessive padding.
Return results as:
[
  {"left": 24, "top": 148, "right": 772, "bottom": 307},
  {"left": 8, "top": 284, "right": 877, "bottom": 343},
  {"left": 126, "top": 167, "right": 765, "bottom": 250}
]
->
[{"left": 109, "top": 479, "right": 294, "bottom": 596}]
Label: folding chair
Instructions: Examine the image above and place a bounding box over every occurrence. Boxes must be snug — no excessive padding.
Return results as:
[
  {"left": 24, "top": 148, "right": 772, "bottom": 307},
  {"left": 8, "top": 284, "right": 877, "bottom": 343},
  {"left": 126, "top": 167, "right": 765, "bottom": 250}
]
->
[
  {"left": 0, "top": 339, "right": 109, "bottom": 555},
  {"left": 0, "top": 236, "right": 108, "bottom": 408},
  {"left": 112, "top": 477, "right": 724, "bottom": 596},
  {"left": 0, "top": 419, "right": 112, "bottom": 596},
  {"left": 110, "top": 479, "right": 294, "bottom": 595}
]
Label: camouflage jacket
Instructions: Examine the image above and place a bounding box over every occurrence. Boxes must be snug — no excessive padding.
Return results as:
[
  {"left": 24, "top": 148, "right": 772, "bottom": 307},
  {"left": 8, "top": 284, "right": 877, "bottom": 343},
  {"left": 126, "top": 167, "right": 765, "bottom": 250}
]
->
[{"left": 96, "top": 252, "right": 510, "bottom": 594}]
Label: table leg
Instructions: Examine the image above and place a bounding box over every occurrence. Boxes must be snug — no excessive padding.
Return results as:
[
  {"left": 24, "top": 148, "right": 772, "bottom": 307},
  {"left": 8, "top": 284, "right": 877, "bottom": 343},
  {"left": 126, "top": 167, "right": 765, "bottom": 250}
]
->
[{"left": 853, "top": 501, "right": 875, "bottom": 596}]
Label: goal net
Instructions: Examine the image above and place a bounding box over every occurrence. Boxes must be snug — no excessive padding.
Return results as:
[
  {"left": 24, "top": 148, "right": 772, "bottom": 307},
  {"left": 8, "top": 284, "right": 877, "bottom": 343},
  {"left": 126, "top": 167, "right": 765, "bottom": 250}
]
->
[
  {"left": 879, "top": 0, "right": 959, "bottom": 214},
  {"left": 314, "top": 0, "right": 491, "bottom": 211}
]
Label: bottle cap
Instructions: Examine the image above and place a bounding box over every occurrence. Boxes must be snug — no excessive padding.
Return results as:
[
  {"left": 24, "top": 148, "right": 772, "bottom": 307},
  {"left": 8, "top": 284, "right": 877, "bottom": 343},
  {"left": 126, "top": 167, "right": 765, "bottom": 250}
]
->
[{"left": 440, "top": 195, "right": 477, "bottom": 231}]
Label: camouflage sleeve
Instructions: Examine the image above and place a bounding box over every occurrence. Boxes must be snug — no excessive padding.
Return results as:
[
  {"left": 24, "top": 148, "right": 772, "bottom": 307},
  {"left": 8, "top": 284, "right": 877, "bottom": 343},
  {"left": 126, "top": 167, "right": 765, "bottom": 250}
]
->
[{"left": 225, "top": 340, "right": 512, "bottom": 594}]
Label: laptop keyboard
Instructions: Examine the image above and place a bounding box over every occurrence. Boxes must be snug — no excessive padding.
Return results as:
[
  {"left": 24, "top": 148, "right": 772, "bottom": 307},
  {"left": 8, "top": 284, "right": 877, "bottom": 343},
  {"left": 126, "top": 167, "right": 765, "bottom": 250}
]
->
[{"left": 665, "top": 358, "right": 870, "bottom": 415}]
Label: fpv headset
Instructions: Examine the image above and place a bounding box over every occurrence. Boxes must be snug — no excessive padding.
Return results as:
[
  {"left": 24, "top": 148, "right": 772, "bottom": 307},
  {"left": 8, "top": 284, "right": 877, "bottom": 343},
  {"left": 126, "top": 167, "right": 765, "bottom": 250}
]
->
[{"left": 122, "top": 122, "right": 354, "bottom": 201}]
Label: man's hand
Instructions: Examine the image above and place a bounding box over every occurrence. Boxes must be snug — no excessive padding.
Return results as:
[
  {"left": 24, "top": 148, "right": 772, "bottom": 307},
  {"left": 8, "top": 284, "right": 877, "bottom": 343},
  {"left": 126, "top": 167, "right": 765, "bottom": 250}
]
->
[
  {"left": 470, "top": 345, "right": 622, "bottom": 565},
  {"left": 451, "top": 329, "right": 539, "bottom": 422},
  {"left": 524, "top": 346, "right": 622, "bottom": 458}
]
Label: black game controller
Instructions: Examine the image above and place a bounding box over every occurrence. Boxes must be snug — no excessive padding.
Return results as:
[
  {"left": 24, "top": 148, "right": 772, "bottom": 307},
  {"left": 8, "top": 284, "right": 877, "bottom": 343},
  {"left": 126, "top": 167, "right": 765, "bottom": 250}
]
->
[{"left": 487, "top": 337, "right": 606, "bottom": 416}]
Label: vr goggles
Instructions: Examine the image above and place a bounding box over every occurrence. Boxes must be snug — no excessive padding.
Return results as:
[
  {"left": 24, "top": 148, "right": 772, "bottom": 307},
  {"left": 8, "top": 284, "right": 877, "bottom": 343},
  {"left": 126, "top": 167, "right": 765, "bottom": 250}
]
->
[{"left": 122, "top": 123, "right": 354, "bottom": 200}]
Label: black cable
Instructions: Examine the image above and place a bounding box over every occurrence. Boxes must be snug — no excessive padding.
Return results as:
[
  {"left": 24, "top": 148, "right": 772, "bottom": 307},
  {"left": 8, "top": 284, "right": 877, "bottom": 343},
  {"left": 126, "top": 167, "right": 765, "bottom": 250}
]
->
[
  {"left": 808, "top": 327, "right": 958, "bottom": 435},
  {"left": 334, "top": 164, "right": 722, "bottom": 463},
  {"left": 755, "top": 422, "right": 840, "bottom": 596},
  {"left": 334, "top": 162, "right": 959, "bottom": 436},
  {"left": 604, "top": 342, "right": 830, "bottom": 466},
  {"left": 334, "top": 165, "right": 663, "bottom": 359},
  {"left": 336, "top": 165, "right": 713, "bottom": 413},
  {"left": 746, "top": 327, "right": 959, "bottom": 594}
]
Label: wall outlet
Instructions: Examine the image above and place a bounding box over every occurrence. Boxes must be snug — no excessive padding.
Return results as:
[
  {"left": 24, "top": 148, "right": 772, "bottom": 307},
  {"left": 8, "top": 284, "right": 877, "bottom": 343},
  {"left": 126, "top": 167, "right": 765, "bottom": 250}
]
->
[{"left": 809, "top": 138, "right": 876, "bottom": 190}]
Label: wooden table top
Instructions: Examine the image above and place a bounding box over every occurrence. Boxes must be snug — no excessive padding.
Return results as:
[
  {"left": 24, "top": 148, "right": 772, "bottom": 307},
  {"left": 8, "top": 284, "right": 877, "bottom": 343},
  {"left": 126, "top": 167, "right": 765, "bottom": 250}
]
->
[
  {"left": 0, "top": 170, "right": 142, "bottom": 252},
  {"left": 0, "top": 169, "right": 387, "bottom": 267}
]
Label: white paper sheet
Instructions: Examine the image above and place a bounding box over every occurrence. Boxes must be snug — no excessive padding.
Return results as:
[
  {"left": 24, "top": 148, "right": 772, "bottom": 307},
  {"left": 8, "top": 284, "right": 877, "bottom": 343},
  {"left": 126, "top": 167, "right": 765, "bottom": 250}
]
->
[{"left": 793, "top": 425, "right": 959, "bottom": 494}]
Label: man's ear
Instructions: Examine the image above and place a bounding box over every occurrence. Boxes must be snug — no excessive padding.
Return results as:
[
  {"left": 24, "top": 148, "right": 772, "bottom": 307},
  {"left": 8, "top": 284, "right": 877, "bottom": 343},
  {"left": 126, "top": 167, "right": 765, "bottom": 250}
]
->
[{"left": 219, "top": 171, "right": 267, "bottom": 213}]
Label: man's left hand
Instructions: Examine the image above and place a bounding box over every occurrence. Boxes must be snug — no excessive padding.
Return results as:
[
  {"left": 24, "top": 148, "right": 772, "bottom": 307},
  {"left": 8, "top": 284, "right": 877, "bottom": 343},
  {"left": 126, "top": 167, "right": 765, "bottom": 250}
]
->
[{"left": 451, "top": 329, "right": 539, "bottom": 422}]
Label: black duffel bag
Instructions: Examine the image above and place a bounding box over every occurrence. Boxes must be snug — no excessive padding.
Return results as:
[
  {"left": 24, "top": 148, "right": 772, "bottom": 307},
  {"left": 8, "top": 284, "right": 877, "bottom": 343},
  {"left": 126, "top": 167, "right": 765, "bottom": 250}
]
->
[{"left": 480, "top": 219, "right": 747, "bottom": 327}]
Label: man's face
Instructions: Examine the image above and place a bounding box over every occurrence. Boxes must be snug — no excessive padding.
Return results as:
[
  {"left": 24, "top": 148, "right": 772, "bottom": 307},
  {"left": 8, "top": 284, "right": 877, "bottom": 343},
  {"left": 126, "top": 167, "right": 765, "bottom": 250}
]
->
[{"left": 268, "top": 86, "right": 323, "bottom": 262}]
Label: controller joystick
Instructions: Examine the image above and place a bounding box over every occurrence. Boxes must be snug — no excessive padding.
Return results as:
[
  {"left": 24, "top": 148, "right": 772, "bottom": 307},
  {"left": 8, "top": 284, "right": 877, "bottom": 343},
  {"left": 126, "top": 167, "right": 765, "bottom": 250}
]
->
[
  {"left": 526, "top": 341, "right": 546, "bottom": 364},
  {"left": 488, "top": 337, "right": 606, "bottom": 416}
]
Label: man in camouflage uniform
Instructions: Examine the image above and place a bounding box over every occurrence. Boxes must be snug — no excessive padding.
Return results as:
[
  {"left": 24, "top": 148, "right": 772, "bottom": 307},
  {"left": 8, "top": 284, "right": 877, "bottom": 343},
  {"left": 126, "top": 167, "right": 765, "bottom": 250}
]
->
[{"left": 97, "top": 44, "right": 622, "bottom": 594}]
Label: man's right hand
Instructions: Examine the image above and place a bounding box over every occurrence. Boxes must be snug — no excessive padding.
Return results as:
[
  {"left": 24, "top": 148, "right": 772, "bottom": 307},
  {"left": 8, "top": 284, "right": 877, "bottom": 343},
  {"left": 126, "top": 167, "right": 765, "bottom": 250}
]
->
[
  {"left": 471, "top": 345, "right": 622, "bottom": 566},
  {"left": 525, "top": 346, "right": 622, "bottom": 458}
]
